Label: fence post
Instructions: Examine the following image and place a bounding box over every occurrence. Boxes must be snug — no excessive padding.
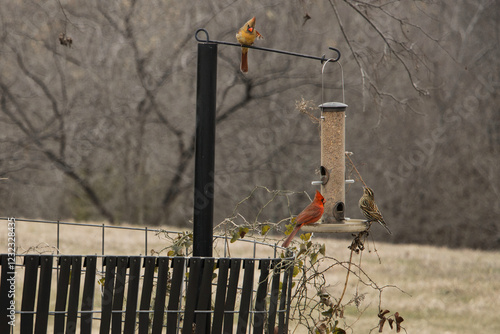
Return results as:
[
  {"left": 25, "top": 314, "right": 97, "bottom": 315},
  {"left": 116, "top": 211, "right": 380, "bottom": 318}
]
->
[{"left": 193, "top": 42, "right": 217, "bottom": 257}]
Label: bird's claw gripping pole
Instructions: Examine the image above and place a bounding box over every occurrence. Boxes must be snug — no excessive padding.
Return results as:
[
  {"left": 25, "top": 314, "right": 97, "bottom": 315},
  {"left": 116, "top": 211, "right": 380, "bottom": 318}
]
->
[{"left": 195, "top": 28, "right": 341, "bottom": 63}]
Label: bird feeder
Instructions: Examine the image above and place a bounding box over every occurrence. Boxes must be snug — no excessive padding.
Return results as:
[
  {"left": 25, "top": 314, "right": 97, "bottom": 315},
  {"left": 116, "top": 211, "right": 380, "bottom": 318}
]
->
[
  {"left": 318, "top": 102, "right": 347, "bottom": 223},
  {"left": 302, "top": 101, "right": 369, "bottom": 234}
]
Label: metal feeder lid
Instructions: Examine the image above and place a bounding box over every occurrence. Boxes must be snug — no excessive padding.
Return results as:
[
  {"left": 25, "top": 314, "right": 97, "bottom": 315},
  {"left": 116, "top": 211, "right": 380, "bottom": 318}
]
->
[{"left": 319, "top": 102, "right": 348, "bottom": 111}]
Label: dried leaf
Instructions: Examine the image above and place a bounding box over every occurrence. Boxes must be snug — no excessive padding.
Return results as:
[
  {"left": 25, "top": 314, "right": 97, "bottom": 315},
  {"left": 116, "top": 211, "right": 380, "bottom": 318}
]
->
[
  {"left": 239, "top": 227, "right": 249, "bottom": 239},
  {"left": 395, "top": 312, "right": 404, "bottom": 332}
]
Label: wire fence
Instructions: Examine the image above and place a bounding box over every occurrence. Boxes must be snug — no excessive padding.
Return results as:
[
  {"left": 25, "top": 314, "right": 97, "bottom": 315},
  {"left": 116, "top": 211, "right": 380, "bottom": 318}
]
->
[{"left": 0, "top": 217, "right": 285, "bottom": 258}]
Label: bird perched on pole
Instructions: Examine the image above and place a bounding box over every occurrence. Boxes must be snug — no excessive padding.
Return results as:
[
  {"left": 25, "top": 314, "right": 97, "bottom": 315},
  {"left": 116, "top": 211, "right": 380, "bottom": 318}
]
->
[
  {"left": 359, "top": 187, "right": 392, "bottom": 235},
  {"left": 236, "top": 17, "right": 262, "bottom": 73},
  {"left": 282, "top": 191, "right": 325, "bottom": 248}
]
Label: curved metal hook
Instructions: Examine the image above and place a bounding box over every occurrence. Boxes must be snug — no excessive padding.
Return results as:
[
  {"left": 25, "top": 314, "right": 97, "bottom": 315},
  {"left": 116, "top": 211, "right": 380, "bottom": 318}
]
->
[
  {"left": 329, "top": 47, "right": 341, "bottom": 62},
  {"left": 320, "top": 47, "right": 341, "bottom": 63},
  {"left": 195, "top": 28, "right": 210, "bottom": 43}
]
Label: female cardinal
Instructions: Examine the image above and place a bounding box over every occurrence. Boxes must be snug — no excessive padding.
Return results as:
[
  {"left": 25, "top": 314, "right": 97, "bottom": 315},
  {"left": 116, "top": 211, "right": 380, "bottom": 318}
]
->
[
  {"left": 282, "top": 191, "right": 325, "bottom": 248},
  {"left": 359, "top": 187, "right": 392, "bottom": 235},
  {"left": 236, "top": 17, "right": 262, "bottom": 73}
]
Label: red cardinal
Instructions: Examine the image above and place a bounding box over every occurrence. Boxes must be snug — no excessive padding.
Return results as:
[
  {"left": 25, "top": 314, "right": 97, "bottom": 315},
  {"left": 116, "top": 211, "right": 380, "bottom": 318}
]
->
[
  {"left": 236, "top": 17, "right": 262, "bottom": 73},
  {"left": 282, "top": 191, "right": 325, "bottom": 248}
]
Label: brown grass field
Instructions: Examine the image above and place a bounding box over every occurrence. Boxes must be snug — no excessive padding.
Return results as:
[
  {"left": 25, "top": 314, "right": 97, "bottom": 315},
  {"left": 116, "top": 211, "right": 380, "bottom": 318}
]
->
[{"left": 2, "top": 219, "right": 500, "bottom": 333}]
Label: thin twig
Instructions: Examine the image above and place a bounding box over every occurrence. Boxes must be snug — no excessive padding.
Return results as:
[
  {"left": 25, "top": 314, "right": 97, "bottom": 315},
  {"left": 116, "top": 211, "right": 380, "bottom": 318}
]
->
[
  {"left": 345, "top": 153, "right": 367, "bottom": 187},
  {"left": 333, "top": 246, "right": 354, "bottom": 313}
]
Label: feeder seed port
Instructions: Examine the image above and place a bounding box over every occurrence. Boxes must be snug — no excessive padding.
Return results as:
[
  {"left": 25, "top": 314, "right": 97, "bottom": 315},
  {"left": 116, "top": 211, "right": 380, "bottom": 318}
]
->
[{"left": 333, "top": 201, "right": 345, "bottom": 221}]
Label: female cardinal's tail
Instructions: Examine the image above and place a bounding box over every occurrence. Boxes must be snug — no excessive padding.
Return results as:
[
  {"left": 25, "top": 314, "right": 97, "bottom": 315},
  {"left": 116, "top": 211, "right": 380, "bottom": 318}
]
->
[
  {"left": 240, "top": 48, "right": 249, "bottom": 73},
  {"left": 282, "top": 224, "right": 303, "bottom": 248}
]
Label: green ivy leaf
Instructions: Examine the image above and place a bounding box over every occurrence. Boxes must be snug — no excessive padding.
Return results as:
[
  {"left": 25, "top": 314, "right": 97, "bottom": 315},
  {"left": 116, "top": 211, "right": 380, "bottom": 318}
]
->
[
  {"left": 231, "top": 231, "right": 239, "bottom": 243},
  {"left": 321, "top": 307, "right": 334, "bottom": 317},
  {"left": 261, "top": 225, "right": 271, "bottom": 235},
  {"left": 332, "top": 327, "right": 346, "bottom": 334},
  {"left": 310, "top": 252, "right": 318, "bottom": 265},
  {"left": 293, "top": 265, "right": 300, "bottom": 277},
  {"left": 319, "top": 243, "right": 326, "bottom": 255},
  {"left": 298, "top": 244, "right": 307, "bottom": 256}
]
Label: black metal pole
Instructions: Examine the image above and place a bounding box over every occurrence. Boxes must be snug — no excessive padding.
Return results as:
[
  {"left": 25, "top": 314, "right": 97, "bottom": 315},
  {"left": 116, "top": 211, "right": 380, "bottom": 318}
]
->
[{"left": 193, "top": 43, "right": 217, "bottom": 257}]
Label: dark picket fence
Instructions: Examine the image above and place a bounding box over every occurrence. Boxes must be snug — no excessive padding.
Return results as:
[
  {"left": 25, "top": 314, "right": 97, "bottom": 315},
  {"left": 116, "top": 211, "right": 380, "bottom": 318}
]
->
[{"left": 0, "top": 254, "right": 293, "bottom": 333}]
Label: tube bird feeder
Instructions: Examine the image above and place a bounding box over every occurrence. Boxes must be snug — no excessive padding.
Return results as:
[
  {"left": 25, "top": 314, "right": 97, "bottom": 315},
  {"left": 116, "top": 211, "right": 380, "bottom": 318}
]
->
[
  {"left": 319, "top": 102, "right": 347, "bottom": 223},
  {"left": 302, "top": 102, "right": 369, "bottom": 234}
]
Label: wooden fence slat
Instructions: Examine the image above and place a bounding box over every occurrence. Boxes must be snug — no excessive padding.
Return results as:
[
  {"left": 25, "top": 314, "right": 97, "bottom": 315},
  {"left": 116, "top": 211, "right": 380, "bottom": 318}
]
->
[
  {"left": 151, "top": 257, "right": 170, "bottom": 334},
  {"left": 66, "top": 256, "right": 82, "bottom": 334},
  {"left": 81, "top": 256, "right": 97, "bottom": 334},
  {"left": 53, "top": 256, "right": 71, "bottom": 333},
  {"left": 112, "top": 257, "right": 129, "bottom": 334},
  {"left": 223, "top": 258, "right": 241, "bottom": 333},
  {"left": 0, "top": 255, "right": 14, "bottom": 333},
  {"left": 195, "top": 258, "right": 215, "bottom": 332},
  {"left": 211, "top": 258, "right": 229, "bottom": 334},
  {"left": 34, "top": 255, "right": 52, "bottom": 334},
  {"left": 138, "top": 257, "right": 156, "bottom": 334},
  {"left": 253, "top": 259, "right": 271, "bottom": 334},
  {"left": 182, "top": 258, "right": 202, "bottom": 334},
  {"left": 166, "top": 257, "right": 185, "bottom": 334},
  {"left": 100, "top": 256, "right": 117, "bottom": 334},
  {"left": 123, "top": 256, "right": 141, "bottom": 334},
  {"left": 277, "top": 260, "right": 293, "bottom": 334},
  {"left": 237, "top": 259, "right": 255, "bottom": 334},
  {"left": 267, "top": 259, "right": 281, "bottom": 334},
  {"left": 21, "top": 255, "right": 39, "bottom": 334},
  {"left": 284, "top": 259, "right": 294, "bottom": 332}
]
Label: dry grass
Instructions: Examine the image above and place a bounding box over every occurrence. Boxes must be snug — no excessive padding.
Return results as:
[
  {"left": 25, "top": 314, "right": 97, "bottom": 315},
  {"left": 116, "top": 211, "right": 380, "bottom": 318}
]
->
[
  {"left": 2, "top": 219, "right": 499, "bottom": 333},
  {"left": 317, "top": 240, "right": 500, "bottom": 334}
]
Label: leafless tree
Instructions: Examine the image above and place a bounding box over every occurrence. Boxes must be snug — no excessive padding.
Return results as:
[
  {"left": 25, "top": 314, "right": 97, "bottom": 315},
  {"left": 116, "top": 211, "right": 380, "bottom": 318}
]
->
[{"left": 0, "top": 0, "right": 498, "bottom": 248}]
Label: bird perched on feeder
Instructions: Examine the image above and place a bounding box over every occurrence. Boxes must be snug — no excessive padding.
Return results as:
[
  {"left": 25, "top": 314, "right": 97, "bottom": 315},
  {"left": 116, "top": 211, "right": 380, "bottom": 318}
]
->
[
  {"left": 236, "top": 17, "right": 262, "bottom": 73},
  {"left": 359, "top": 187, "right": 392, "bottom": 235},
  {"left": 282, "top": 191, "right": 325, "bottom": 248}
]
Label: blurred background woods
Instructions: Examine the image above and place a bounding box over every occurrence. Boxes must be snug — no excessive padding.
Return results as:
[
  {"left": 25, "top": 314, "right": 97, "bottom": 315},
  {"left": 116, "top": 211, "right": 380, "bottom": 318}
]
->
[{"left": 0, "top": 0, "right": 498, "bottom": 249}]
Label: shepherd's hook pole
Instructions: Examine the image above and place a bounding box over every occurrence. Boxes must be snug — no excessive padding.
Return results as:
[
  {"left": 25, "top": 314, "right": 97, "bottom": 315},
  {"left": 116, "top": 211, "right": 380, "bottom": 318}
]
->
[{"left": 193, "top": 42, "right": 217, "bottom": 257}]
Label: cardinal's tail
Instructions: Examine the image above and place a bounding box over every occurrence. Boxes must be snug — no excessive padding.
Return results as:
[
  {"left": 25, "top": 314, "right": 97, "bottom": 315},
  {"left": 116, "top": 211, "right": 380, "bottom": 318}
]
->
[
  {"left": 240, "top": 48, "right": 249, "bottom": 73},
  {"left": 282, "top": 225, "right": 302, "bottom": 248}
]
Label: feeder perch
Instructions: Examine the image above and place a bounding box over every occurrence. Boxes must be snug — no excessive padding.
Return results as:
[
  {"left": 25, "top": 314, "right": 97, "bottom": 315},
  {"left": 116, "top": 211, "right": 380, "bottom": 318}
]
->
[{"left": 303, "top": 102, "right": 369, "bottom": 234}]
